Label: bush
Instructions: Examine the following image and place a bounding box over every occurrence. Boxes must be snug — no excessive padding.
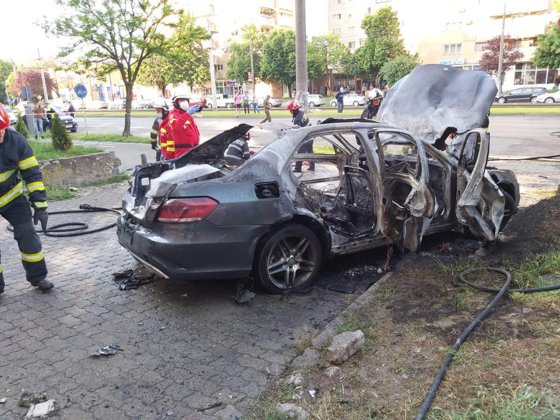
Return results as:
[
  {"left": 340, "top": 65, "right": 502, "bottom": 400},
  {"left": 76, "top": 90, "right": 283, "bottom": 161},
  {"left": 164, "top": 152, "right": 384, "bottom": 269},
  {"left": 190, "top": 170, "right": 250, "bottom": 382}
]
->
[
  {"left": 51, "top": 115, "right": 73, "bottom": 151},
  {"left": 15, "top": 116, "right": 30, "bottom": 138}
]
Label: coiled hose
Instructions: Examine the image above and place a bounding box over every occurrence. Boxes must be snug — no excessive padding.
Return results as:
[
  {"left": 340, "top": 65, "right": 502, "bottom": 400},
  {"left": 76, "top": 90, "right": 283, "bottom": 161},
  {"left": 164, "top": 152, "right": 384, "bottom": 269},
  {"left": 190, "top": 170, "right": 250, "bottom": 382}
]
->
[
  {"left": 415, "top": 266, "right": 560, "bottom": 420},
  {"left": 8, "top": 204, "right": 121, "bottom": 237}
]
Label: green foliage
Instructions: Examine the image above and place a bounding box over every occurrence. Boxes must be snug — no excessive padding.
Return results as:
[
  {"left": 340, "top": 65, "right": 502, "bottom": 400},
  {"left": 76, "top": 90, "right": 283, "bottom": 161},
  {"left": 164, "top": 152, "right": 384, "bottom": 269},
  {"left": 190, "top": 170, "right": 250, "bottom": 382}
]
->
[
  {"left": 46, "top": 0, "right": 178, "bottom": 136},
  {"left": 15, "top": 116, "right": 30, "bottom": 138},
  {"left": 379, "top": 54, "right": 420, "bottom": 86},
  {"left": 310, "top": 34, "right": 349, "bottom": 74},
  {"left": 28, "top": 140, "right": 100, "bottom": 161},
  {"left": 260, "top": 30, "right": 297, "bottom": 95},
  {"left": 533, "top": 24, "right": 560, "bottom": 70},
  {"left": 227, "top": 24, "right": 265, "bottom": 83},
  {"left": 50, "top": 116, "right": 73, "bottom": 151},
  {"left": 137, "top": 54, "right": 175, "bottom": 97},
  {"left": 0, "top": 59, "right": 15, "bottom": 103},
  {"left": 349, "top": 6, "right": 406, "bottom": 79}
]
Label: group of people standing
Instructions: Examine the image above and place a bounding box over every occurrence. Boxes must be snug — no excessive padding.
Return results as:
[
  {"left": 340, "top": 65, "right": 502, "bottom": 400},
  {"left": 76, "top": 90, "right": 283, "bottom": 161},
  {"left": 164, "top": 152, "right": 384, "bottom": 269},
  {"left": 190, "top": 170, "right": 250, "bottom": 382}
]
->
[{"left": 234, "top": 91, "right": 260, "bottom": 116}]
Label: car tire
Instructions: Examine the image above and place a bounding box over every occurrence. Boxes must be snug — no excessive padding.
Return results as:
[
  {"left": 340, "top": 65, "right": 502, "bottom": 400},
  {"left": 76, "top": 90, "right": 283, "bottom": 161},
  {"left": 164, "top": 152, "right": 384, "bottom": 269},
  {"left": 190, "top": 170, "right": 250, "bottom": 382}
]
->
[
  {"left": 309, "top": 102, "right": 315, "bottom": 107},
  {"left": 207, "top": 103, "right": 213, "bottom": 109},
  {"left": 256, "top": 224, "right": 322, "bottom": 294},
  {"left": 70, "top": 127, "right": 77, "bottom": 133},
  {"left": 353, "top": 101, "right": 359, "bottom": 106},
  {"left": 530, "top": 97, "right": 537, "bottom": 103},
  {"left": 330, "top": 101, "right": 337, "bottom": 107},
  {"left": 497, "top": 97, "right": 506, "bottom": 104},
  {"left": 544, "top": 97, "right": 555, "bottom": 104}
]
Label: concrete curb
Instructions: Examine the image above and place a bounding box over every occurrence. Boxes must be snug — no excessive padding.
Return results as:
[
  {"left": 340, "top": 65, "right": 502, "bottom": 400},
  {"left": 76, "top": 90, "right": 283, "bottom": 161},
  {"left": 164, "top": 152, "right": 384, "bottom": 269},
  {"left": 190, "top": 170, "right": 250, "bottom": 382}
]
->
[{"left": 311, "top": 272, "right": 394, "bottom": 350}]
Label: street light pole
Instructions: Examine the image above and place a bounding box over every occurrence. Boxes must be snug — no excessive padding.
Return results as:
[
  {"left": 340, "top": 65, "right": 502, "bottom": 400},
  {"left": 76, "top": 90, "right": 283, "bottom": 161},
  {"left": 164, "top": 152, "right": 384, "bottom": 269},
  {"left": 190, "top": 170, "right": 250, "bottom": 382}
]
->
[
  {"left": 37, "top": 49, "right": 49, "bottom": 101},
  {"left": 295, "top": 0, "right": 308, "bottom": 112},
  {"left": 497, "top": 1, "right": 506, "bottom": 95}
]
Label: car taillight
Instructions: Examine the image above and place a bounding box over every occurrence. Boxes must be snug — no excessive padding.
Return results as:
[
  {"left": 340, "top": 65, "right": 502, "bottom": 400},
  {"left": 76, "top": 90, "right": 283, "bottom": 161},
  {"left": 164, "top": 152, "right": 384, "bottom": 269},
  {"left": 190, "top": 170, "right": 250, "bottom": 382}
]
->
[{"left": 157, "top": 197, "right": 219, "bottom": 223}]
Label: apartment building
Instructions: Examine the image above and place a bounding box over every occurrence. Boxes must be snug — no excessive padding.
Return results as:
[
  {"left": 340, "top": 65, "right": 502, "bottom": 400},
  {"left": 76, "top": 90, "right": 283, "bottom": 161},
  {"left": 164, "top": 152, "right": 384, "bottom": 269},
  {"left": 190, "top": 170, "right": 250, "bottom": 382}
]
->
[
  {"left": 181, "top": 0, "right": 295, "bottom": 96},
  {"left": 328, "top": 0, "right": 558, "bottom": 91}
]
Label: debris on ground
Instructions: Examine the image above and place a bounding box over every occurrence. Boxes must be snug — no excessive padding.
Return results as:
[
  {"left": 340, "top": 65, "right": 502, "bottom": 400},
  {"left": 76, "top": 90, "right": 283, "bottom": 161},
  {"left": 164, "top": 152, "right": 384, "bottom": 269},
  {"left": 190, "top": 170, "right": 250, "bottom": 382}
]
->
[
  {"left": 26, "top": 400, "right": 56, "bottom": 419},
  {"left": 276, "top": 402, "right": 309, "bottom": 419},
  {"left": 0, "top": 397, "right": 6, "bottom": 404},
  {"left": 196, "top": 401, "right": 223, "bottom": 412},
  {"left": 325, "top": 330, "right": 365, "bottom": 365},
  {"left": 112, "top": 268, "right": 157, "bottom": 290},
  {"left": 90, "top": 344, "right": 123, "bottom": 358},
  {"left": 18, "top": 390, "right": 47, "bottom": 408}
]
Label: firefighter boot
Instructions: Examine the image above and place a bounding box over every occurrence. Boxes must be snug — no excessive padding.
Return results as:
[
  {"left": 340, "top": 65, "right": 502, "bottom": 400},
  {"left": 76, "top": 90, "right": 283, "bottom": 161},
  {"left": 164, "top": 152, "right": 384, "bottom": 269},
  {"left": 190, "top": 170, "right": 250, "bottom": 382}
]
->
[{"left": 34, "top": 279, "right": 54, "bottom": 291}]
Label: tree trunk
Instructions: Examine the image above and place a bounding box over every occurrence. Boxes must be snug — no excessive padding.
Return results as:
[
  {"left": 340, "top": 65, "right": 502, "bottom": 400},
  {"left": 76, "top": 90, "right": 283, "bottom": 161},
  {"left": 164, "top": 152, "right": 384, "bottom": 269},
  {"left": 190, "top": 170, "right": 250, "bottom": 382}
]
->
[{"left": 123, "top": 83, "right": 133, "bottom": 136}]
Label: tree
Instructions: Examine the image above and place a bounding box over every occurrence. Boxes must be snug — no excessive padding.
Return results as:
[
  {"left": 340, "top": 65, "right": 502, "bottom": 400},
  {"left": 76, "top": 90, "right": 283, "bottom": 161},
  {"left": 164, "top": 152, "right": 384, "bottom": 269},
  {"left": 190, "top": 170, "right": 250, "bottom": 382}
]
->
[
  {"left": 379, "top": 55, "right": 420, "bottom": 86},
  {"left": 15, "top": 116, "right": 30, "bottom": 138},
  {"left": 533, "top": 24, "right": 560, "bottom": 73},
  {"left": 260, "top": 30, "right": 297, "bottom": 97},
  {"left": 0, "top": 60, "right": 15, "bottom": 104},
  {"left": 308, "top": 34, "right": 349, "bottom": 92},
  {"left": 350, "top": 7, "right": 406, "bottom": 80},
  {"left": 137, "top": 14, "right": 210, "bottom": 96},
  {"left": 51, "top": 116, "right": 73, "bottom": 151},
  {"left": 9, "top": 69, "right": 57, "bottom": 100},
  {"left": 479, "top": 35, "right": 523, "bottom": 92},
  {"left": 46, "top": 0, "right": 177, "bottom": 136},
  {"left": 227, "top": 24, "right": 265, "bottom": 84}
]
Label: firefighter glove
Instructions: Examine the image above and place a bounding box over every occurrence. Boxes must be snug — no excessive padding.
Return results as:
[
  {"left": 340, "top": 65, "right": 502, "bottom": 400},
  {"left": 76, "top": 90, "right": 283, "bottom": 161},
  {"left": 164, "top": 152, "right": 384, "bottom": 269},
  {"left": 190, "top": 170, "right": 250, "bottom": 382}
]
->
[
  {"left": 33, "top": 208, "right": 49, "bottom": 231},
  {"left": 150, "top": 140, "right": 158, "bottom": 150}
]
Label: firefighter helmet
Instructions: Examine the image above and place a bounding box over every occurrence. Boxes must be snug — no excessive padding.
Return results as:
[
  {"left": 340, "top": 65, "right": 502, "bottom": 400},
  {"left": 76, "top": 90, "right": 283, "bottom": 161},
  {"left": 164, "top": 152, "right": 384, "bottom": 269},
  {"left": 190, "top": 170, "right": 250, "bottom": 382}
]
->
[
  {"left": 0, "top": 104, "right": 10, "bottom": 129},
  {"left": 171, "top": 93, "right": 190, "bottom": 103},
  {"left": 286, "top": 99, "right": 300, "bottom": 111}
]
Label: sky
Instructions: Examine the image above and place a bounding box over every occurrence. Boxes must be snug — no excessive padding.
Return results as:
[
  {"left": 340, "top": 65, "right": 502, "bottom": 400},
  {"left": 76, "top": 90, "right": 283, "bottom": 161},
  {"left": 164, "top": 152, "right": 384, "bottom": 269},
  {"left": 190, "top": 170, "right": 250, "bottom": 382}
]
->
[{"left": 1, "top": 0, "right": 328, "bottom": 64}]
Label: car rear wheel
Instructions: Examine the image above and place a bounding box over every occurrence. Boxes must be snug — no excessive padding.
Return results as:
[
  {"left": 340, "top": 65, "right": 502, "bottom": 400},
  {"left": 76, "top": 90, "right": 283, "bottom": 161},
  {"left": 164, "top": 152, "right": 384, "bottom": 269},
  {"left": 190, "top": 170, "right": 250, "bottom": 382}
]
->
[
  {"left": 257, "top": 224, "right": 322, "bottom": 293},
  {"left": 309, "top": 102, "right": 315, "bottom": 107},
  {"left": 545, "top": 97, "right": 555, "bottom": 104},
  {"left": 353, "top": 101, "right": 359, "bottom": 106},
  {"left": 330, "top": 101, "right": 337, "bottom": 107},
  {"left": 497, "top": 97, "right": 506, "bottom": 104},
  {"left": 530, "top": 97, "right": 537, "bottom": 103}
]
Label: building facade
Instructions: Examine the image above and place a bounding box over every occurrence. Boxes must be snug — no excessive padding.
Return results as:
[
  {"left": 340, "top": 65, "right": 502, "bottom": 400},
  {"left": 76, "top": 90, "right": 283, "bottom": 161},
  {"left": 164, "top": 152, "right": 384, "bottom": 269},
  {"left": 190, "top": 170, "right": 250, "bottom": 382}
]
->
[{"left": 328, "top": 0, "right": 559, "bottom": 91}]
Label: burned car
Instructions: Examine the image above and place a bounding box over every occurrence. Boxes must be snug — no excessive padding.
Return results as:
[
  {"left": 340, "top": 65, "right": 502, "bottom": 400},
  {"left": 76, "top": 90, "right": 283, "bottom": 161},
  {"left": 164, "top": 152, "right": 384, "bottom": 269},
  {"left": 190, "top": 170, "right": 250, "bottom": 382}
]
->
[{"left": 117, "top": 65, "right": 519, "bottom": 293}]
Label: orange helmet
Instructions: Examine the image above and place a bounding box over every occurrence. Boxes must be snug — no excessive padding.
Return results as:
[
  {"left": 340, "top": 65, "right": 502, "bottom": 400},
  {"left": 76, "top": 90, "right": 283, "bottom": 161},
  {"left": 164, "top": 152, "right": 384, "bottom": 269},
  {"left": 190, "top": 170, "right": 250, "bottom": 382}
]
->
[
  {"left": 286, "top": 99, "right": 300, "bottom": 111},
  {"left": 0, "top": 104, "right": 10, "bottom": 129}
]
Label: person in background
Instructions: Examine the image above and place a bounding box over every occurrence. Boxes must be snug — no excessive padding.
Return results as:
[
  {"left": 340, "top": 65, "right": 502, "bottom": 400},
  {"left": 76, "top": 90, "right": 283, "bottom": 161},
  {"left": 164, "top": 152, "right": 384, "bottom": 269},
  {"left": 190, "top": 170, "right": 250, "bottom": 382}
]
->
[
  {"left": 260, "top": 95, "right": 272, "bottom": 124},
  {"left": 159, "top": 94, "right": 202, "bottom": 160},
  {"left": 287, "top": 100, "right": 313, "bottom": 172},
  {"left": 252, "top": 96, "right": 259, "bottom": 114},
  {"left": 336, "top": 87, "right": 345, "bottom": 113},
  {"left": 149, "top": 101, "right": 169, "bottom": 161},
  {"left": 234, "top": 91, "right": 242, "bottom": 117},
  {"left": 67, "top": 102, "right": 76, "bottom": 117},
  {"left": 33, "top": 101, "right": 46, "bottom": 139},
  {"left": 224, "top": 131, "right": 252, "bottom": 166},
  {"left": 0, "top": 104, "right": 52, "bottom": 294}
]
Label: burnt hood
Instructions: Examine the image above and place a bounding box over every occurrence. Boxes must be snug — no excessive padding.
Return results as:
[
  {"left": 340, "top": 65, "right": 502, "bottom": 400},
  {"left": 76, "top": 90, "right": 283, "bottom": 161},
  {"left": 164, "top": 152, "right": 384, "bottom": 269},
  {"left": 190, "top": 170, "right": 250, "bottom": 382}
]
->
[
  {"left": 377, "top": 64, "right": 497, "bottom": 143},
  {"left": 174, "top": 123, "right": 253, "bottom": 168}
]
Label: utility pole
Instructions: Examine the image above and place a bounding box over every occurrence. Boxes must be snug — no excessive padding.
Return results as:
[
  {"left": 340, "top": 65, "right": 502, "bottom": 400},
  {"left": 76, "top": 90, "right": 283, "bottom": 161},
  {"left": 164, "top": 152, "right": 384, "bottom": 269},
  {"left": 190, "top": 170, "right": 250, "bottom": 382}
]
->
[
  {"left": 295, "top": 0, "right": 308, "bottom": 112},
  {"left": 497, "top": 1, "right": 506, "bottom": 95},
  {"left": 249, "top": 36, "right": 255, "bottom": 95},
  {"left": 37, "top": 49, "right": 49, "bottom": 102}
]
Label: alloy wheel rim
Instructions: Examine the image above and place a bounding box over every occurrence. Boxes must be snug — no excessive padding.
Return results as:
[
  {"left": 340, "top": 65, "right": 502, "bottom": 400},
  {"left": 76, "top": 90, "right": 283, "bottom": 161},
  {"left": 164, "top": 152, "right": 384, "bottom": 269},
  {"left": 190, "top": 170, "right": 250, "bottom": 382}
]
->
[{"left": 266, "top": 235, "right": 316, "bottom": 290}]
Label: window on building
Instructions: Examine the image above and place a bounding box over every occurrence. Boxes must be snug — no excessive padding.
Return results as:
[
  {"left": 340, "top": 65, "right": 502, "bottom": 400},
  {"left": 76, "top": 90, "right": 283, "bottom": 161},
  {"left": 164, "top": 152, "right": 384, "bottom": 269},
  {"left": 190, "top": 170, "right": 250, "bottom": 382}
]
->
[
  {"left": 514, "top": 62, "right": 559, "bottom": 86},
  {"left": 475, "top": 42, "right": 487, "bottom": 52},
  {"left": 348, "top": 42, "right": 355, "bottom": 49},
  {"left": 333, "top": 28, "right": 341, "bottom": 35},
  {"left": 214, "top": 64, "right": 224, "bottom": 72},
  {"left": 334, "top": 13, "right": 341, "bottom": 19},
  {"left": 367, "top": 7, "right": 371, "bottom": 13},
  {"left": 348, "top": 26, "right": 355, "bottom": 34},
  {"left": 443, "top": 43, "right": 462, "bottom": 54}
]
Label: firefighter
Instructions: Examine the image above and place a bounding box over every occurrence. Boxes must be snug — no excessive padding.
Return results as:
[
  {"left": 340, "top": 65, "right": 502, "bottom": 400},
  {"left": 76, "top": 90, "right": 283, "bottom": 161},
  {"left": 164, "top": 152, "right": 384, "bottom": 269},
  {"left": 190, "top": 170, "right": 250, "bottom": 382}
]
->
[
  {"left": 149, "top": 101, "right": 169, "bottom": 161},
  {"left": 160, "top": 94, "right": 203, "bottom": 159},
  {"left": 287, "top": 100, "right": 313, "bottom": 172},
  {"left": 224, "top": 132, "right": 252, "bottom": 166},
  {"left": 0, "top": 104, "right": 52, "bottom": 294}
]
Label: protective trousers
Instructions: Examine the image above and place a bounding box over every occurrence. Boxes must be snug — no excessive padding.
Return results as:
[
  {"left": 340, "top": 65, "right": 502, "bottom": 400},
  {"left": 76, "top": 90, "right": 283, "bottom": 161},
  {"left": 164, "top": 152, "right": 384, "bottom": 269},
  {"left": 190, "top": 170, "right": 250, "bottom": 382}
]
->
[{"left": 0, "top": 196, "right": 48, "bottom": 291}]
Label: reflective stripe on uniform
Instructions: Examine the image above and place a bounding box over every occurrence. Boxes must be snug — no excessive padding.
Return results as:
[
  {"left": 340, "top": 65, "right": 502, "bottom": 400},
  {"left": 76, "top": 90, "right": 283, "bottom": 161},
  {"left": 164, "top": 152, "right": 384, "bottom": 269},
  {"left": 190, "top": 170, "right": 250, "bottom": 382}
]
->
[
  {"left": 21, "top": 251, "right": 45, "bottom": 263},
  {"left": 26, "top": 181, "right": 46, "bottom": 193},
  {"left": 18, "top": 156, "right": 39, "bottom": 170},
  {"left": 0, "top": 181, "right": 23, "bottom": 208},
  {"left": 0, "top": 169, "right": 16, "bottom": 183},
  {"left": 33, "top": 201, "right": 48, "bottom": 209},
  {"left": 150, "top": 129, "right": 158, "bottom": 135}
]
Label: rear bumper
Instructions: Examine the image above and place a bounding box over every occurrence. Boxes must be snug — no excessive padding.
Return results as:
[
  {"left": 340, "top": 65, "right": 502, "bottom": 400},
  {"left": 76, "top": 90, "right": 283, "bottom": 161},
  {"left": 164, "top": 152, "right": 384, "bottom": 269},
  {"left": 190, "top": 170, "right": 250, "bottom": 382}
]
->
[{"left": 116, "top": 215, "right": 269, "bottom": 281}]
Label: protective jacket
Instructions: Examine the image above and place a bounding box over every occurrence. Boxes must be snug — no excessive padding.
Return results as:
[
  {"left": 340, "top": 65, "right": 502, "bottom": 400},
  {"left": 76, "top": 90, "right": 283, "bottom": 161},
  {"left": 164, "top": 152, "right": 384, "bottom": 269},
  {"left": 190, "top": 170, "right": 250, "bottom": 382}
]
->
[
  {"left": 224, "top": 138, "right": 250, "bottom": 165},
  {"left": 292, "top": 109, "right": 310, "bottom": 128},
  {"left": 161, "top": 108, "right": 200, "bottom": 159},
  {"left": 0, "top": 128, "right": 47, "bottom": 212}
]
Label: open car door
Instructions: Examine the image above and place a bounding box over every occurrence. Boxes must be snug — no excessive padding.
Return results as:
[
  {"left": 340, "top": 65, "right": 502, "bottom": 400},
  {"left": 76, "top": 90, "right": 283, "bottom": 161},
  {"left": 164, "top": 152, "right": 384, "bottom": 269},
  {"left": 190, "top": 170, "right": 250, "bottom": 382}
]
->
[
  {"left": 373, "top": 129, "right": 436, "bottom": 251},
  {"left": 455, "top": 129, "right": 505, "bottom": 241}
]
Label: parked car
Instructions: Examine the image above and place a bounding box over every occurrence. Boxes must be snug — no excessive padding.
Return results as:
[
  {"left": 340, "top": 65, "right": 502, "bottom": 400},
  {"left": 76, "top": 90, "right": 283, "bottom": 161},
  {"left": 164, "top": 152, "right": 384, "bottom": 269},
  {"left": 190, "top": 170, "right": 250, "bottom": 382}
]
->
[
  {"left": 117, "top": 65, "right": 519, "bottom": 294},
  {"left": 205, "top": 94, "right": 235, "bottom": 108},
  {"left": 495, "top": 87, "right": 548, "bottom": 104},
  {"left": 47, "top": 105, "right": 78, "bottom": 132},
  {"left": 534, "top": 90, "right": 560, "bottom": 104},
  {"left": 330, "top": 92, "right": 367, "bottom": 107},
  {"left": 6, "top": 106, "right": 17, "bottom": 125},
  {"left": 87, "top": 100, "right": 109, "bottom": 110},
  {"left": 307, "top": 94, "right": 325, "bottom": 107},
  {"left": 132, "top": 99, "right": 154, "bottom": 109}
]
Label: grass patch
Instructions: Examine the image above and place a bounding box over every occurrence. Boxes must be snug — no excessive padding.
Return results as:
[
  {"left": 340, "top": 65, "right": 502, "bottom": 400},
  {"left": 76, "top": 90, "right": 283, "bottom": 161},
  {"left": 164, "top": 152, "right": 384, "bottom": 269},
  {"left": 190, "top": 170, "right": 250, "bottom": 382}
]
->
[
  {"left": 71, "top": 133, "right": 148, "bottom": 143},
  {"left": 88, "top": 172, "right": 131, "bottom": 187},
  {"left": 489, "top": 106, "right": 560, "bottom": 115},
  {"left": 512, "top": 251, "right": 560, "bottom": 289},
  {"left": 29, "top": 140, "right": 102, "bottom": 161},
  {"left": 429, "top": 385, "right": 560, "bottom": 420},
  {"left": 337, "top": 313, "right": 361, "bottom": 333},
  {"left": 46, "top": 185, "right": 78, "bottom": 201}
]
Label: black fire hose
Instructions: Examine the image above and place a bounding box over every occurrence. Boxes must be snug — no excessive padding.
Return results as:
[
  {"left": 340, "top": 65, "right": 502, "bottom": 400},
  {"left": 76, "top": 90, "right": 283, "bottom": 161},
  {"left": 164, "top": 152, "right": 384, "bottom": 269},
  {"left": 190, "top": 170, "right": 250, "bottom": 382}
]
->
[
  {"left": 415, "top": 267, "right": 560, "bottom": 420},
  {"left": 7, "top": 204, "right": 121, "bottom": 237}
]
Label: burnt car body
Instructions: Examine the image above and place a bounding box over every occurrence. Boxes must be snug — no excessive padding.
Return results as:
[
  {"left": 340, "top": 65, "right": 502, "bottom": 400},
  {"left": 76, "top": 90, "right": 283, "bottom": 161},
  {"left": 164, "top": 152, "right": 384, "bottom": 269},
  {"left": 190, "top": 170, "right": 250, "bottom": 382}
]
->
[{"left": 117, "top": 65, "right": 519, "bottom": 293}]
